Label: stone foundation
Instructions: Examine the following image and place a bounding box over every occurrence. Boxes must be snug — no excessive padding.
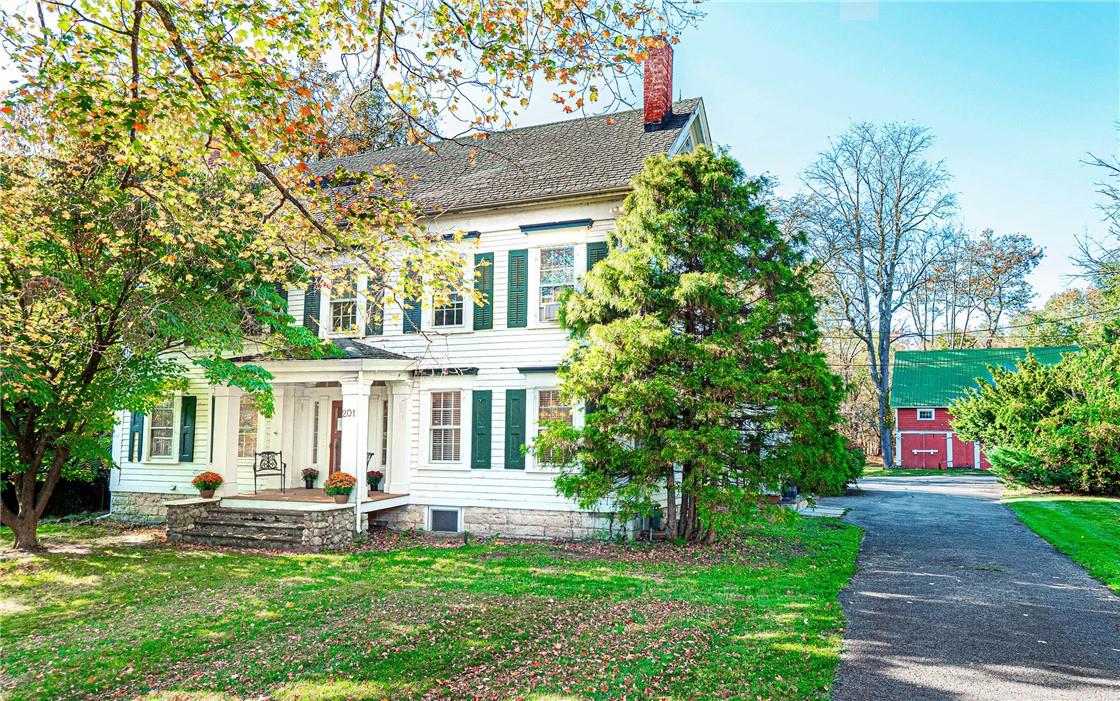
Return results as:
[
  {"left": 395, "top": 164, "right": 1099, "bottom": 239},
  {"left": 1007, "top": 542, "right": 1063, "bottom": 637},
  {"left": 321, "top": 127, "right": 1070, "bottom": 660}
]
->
[
  {"left": 111, "top": 491, "right": 195, "bottom": 522},
  {"left": 379, "top": 504, "right": 634, "bottom": 540}
]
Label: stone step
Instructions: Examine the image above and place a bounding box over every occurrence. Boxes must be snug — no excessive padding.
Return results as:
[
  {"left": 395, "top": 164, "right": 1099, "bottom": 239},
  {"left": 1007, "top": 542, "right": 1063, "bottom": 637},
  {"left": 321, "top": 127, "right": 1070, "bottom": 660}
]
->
[
  {"left": 187, "top": 524, "right": 302, "bottom": 539},
  {"left": 172, "top": 532, "right": 308, "bottom": 551},
  {"left": 207, "top": 509, "right": 308, "bottom": 524},
  {"left": 196, "top": 515, "right": 308, "bottom": 529}
]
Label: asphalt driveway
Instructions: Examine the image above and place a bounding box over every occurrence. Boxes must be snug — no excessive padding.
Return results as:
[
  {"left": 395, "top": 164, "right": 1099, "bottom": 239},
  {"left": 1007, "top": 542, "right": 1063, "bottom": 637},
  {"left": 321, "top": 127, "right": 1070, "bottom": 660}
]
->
[{"left": 822, "top": 475, "right": 1120, "bottom": 700}]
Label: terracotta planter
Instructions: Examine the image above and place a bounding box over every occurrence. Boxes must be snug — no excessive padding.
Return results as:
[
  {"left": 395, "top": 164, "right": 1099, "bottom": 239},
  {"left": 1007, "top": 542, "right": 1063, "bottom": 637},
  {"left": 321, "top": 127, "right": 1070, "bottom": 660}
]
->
[
  {"left": 199, "top": 489, "right": 216, "bottom": 499},
  {"left": 333, "top": 493, "right": 350, "bottom": 504}
]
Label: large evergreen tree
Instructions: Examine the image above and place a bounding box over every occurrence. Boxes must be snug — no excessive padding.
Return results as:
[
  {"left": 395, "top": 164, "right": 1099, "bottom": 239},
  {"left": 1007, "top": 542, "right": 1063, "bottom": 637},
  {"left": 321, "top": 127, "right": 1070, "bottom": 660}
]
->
[{"left": 536, "top": 148, "right": 862, "bottom": 543}]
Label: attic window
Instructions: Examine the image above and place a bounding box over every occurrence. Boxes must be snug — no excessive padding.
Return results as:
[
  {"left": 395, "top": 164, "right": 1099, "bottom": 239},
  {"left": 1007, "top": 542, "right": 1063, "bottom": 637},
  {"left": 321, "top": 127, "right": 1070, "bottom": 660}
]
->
[{"left": 917, "top": 408, "right": 935, "bottom": 421}]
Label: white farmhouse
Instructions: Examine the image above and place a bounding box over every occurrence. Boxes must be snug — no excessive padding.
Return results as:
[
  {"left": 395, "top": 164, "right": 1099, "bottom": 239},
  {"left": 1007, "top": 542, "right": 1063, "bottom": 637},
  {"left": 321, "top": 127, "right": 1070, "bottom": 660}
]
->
[{"left": 109, "top": 43, "right": 712, "bottom": 547}]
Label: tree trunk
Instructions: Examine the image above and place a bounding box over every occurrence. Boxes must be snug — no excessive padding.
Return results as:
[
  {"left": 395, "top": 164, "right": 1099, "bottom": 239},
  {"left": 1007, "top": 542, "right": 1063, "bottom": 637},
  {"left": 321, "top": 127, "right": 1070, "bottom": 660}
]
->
[
  {"left": 8, "top": 514, "right": 42, "bottom": 551},
  {"left": 878, "top": 389, "right": 894, "bottom": 469},
  {"left": 664, "top": 463, "right": 676, "bottom": 539}
]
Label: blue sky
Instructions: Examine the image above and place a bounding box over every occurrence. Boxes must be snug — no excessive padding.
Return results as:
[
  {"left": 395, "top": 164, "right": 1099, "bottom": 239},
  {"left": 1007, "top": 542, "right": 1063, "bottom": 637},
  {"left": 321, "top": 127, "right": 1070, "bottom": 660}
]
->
[
  {"left": 526, "top": 1, "right": 1119, "bottom": 304},
  {"left": 675, "top": 1, "right": 1119, "bottom": 303}
]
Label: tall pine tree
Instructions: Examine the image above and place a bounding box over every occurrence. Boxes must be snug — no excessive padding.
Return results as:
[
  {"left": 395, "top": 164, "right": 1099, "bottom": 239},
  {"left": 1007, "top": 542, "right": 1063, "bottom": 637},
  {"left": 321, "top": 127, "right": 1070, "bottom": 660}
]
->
[{"left": 536, "top": 148, "right": 862, "bottom": 543}]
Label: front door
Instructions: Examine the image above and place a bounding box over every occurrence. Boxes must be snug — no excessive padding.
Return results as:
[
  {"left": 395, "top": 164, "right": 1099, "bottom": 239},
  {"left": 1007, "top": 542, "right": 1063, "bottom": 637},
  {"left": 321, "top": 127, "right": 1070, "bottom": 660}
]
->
[{"left": 328, "top": 400, "right": 343, "bottom": 473}]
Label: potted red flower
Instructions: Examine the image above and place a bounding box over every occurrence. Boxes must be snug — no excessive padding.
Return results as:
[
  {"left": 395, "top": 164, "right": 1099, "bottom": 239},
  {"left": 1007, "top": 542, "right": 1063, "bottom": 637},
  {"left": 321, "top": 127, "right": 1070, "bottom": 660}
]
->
[
  {"left": 323, "top": 472, "right": 357, "bottom": 504},
  {"left": 191, "top": 471, "right": 223, "bottom": 499},
  {"left": 301, "top": 467, "right": 319, "bottom": 489},
  {"left": 367, "top": 469, "right": 384, "bottom": 492}
]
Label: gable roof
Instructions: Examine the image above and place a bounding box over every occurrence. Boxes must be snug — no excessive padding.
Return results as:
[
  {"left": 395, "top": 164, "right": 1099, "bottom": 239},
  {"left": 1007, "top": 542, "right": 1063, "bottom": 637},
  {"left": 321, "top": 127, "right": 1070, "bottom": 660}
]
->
[
  {"left": 315, "top": 98, "right": 703, "bottom": 213},
  {"left": 891, "top": 346, "right": 1079, "bottom": 408}
]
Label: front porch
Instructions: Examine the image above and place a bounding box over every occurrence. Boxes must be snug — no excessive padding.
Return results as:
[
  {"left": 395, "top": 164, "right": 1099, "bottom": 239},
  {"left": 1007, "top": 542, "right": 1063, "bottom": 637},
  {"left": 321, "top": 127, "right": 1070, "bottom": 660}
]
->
[{"left": 223, "top": 488, "right": 410, "bottom": 512}]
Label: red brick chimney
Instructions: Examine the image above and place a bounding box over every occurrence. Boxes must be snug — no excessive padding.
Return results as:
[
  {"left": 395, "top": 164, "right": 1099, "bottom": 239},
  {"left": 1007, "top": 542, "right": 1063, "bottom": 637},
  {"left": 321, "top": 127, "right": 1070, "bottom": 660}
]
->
[{"left": 643, "top": 38, "right": 674, "bottom": 129}]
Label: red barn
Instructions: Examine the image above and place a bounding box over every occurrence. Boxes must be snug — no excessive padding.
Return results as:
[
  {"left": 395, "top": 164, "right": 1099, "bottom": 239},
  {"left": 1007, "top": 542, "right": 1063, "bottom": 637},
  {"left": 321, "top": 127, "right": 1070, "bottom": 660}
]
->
[{"left": 891, "top": 346, "right": 1077, "bottom": 470}]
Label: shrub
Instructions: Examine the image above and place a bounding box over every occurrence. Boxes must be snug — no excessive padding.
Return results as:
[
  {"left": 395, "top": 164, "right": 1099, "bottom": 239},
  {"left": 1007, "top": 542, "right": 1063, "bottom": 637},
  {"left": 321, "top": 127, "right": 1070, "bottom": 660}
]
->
[
  {"left": 952, "top": 346, "right": 1120, "bottom": 495},
  {"left": 191, "top": 471, "right": 223, "bottom": 492},
  {"left": 323, "top": 472, "right": 357, "bottom": 496}
]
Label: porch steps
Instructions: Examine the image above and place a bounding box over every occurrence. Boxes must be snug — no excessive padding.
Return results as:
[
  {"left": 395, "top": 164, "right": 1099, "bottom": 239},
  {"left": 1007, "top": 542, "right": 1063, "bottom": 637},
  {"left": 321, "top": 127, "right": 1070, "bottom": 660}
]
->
[{"left": 166, "top": 500, "right": 355, "bottom": 552}]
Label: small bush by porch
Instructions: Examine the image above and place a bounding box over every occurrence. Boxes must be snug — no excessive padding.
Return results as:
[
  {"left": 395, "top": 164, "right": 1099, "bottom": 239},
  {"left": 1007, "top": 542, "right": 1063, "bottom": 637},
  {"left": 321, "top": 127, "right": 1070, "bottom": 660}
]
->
[{"left": 1, "top": 515, "right": 860, "bottom": 700}]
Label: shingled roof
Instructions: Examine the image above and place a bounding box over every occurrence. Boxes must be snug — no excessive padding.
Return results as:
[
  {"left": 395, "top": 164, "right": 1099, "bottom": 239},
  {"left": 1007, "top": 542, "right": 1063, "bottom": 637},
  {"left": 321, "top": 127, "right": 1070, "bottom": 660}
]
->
[
  {"left": 315, "top": 98, "right": 703, "bottom": 213},
  {"left": 891, "top": 346, "right": 1079, "bottom": 408}
]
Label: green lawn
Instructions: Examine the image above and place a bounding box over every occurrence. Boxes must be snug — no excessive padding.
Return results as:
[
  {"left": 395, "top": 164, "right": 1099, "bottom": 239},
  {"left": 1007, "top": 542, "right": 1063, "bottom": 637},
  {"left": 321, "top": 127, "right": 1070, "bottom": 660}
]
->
[
  {"left": 1005, "top": 495, "right": 1120, "bottom": 594},
  {"left": 862, "top": 465, "right": 991, "bottom": 478},
  {"left": 0, "top": 516, "right": 861, "bottom": 701}
]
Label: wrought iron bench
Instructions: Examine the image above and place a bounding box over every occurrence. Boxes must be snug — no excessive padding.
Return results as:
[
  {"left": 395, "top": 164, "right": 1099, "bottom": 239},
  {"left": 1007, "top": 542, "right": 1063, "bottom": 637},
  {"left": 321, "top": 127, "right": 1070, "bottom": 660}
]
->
[{"left": 253, "top": 451, "right": 287, "bottom": 493}]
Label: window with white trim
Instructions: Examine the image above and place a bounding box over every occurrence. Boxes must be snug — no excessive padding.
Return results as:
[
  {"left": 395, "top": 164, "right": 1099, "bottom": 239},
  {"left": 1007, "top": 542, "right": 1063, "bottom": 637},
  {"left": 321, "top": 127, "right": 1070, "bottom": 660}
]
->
[
  {"left": 329, "top": 279, "right": 358, "bottom": 335},
  {"left": 237, "top": 396, "right": 258, "bottom": 458},
  {"left": 917, "top": 408, "right": 935, "bottom": 421},
  {"left": 537, "top": 389, "right": 573, "bottom": 465},
  {"left": 148, "top": 399, "right": 174, "bottom": 458},
  {"left": 434, "top": 292, "right": 464, "bottom": 327},
  {"left": 429, "top": 391, "right": 462, "bottom": 462},
  {"left": 539, "top": 246, "right": 574, "bottom": 321}
]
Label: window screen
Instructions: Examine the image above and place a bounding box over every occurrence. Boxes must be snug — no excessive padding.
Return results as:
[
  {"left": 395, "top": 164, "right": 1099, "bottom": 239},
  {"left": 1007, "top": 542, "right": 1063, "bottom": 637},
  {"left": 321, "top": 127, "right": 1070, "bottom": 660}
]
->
[{"left": 430, "top": 508, "right": 460, "bottom": 533}]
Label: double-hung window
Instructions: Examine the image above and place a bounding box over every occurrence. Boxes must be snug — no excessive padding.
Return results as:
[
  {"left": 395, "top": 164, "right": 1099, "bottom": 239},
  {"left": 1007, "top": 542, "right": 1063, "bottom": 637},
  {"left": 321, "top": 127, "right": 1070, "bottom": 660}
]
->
[
  {"left": 330, "top": 278, "right": 358, "bottom": 335},
  {"left": 539, "top": 247, "right": 574, "bottom": 322},
  {"left": 434, "top": 292, "right": 464, "bottom": 328},
  {"left": 430, "top": 391, "right": 462, "bottom": 462},
  {"left": 537, "top": 389, "right": 573, "bottom": 465},
  {"left": 237, "top": 396, "right": 258, "bottom": 458},
  {"left": 148, "top": 399, "right": 175, "bottom": 458}
]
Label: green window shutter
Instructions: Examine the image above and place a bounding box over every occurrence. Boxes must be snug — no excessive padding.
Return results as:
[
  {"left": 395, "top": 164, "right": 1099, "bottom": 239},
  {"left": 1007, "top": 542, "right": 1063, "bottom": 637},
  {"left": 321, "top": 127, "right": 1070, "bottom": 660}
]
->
[
  {"left": 303, "top": 282, "right": 321, "bottom": 335},
  {"left": 504, "top": 389, "right": 526, "bottom": 469},
  {"left": 471, "top": 390, "right": 492, "bottom": 469},
  {"left": 403, "top": 297, "right": 422, "bottom": 334},
  {"left": 586, "top": 241, "right": 608, "bottom": 271},
  {"left": 178, "top": 396, "right": 197, "bottom": 462},
  {"left": 365, "top": 278, "right": 383, "bottom": 336},
  {"left": 507, "top": 249, "right": 528, "bottom": 328},
  {"left": 473, "top": 253, "right": 494, "bottom": 330},
  {"left": 128, "top": 411, "right": 144, "bottom": 462}
]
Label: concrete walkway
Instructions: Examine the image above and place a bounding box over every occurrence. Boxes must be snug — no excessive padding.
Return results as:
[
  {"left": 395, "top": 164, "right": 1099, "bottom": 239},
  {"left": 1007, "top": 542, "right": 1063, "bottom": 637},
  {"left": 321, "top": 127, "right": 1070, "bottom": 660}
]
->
[{"left": 822, "top": 475, "right": 1120, "bottom": 700}]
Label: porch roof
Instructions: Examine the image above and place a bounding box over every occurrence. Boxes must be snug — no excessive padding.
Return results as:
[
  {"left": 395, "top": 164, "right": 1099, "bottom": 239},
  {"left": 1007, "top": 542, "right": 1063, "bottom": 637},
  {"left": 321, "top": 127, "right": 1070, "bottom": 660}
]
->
[{"left": 231, "top": 338, "right": 413, "bottom": 363}]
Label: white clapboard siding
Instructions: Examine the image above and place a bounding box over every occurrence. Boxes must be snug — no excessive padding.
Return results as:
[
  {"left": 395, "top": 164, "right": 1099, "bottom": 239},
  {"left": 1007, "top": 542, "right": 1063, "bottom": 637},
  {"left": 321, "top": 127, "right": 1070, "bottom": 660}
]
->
[{"left": 113, "top": 195, "right": 624, "bottom": 514}]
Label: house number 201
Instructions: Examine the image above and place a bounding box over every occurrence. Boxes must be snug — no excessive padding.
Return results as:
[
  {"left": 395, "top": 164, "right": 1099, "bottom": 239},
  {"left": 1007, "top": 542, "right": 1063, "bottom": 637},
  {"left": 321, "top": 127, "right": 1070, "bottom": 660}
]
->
[{"left": 339, "top": 409, "right": 356, "bottom": 418}]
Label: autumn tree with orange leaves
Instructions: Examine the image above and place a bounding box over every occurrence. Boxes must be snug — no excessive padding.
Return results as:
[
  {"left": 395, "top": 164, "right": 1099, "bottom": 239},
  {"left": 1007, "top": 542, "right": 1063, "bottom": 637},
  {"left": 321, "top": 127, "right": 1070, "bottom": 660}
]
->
[{"left": 0, "top": 0, "right": 702, "bottom": 549}]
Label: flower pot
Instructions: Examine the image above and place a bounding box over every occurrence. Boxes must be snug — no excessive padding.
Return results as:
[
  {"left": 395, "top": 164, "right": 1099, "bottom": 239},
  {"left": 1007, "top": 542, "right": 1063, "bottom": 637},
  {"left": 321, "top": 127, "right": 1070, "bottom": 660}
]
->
[
  {"left": 333, "top": 493, "right": 350, "bottom": 504},
  {"left": 199, "top": 489, "right": 216, "bottom": 499},
  {"left": 303, "top": 478, "right": 315, "bottom": 490},
  {"left": 368, "top": 479, "right": 382, "bottom": 493}
]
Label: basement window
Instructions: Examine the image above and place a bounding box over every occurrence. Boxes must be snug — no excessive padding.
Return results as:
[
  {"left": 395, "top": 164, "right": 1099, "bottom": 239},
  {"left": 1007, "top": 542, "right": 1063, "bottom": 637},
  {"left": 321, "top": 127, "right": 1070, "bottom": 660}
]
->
[
  {"left": 917, "top": 408, "right": 935, "bottom": 421},
  {"left": 429, "top": 507, "right": 461, "bottom": 533}
]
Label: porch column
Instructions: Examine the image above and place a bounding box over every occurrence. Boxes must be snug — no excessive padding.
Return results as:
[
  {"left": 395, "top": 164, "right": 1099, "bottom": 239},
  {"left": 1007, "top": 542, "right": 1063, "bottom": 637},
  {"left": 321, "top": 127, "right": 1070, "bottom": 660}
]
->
[
  {"left": 386, "top": 382, "right": 410, "bottom": 494},
  {"left": 340, "top": 378, "right": 371, "bottom": 516},
  {"left": 276, "top": 385, "right": 298, "bottom": 487},
  {"left": 209, "top": 385, "right": 242, "bottom": 497}
]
